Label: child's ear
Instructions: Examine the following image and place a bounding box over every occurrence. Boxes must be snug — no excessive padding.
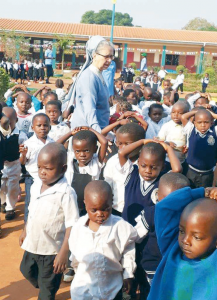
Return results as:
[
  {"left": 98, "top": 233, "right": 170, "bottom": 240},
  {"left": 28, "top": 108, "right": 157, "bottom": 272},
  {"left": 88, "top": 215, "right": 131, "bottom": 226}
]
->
[
  {"left": 62, "top": 164, "right": 67, "bottom": 174},
  {"left": 94, "top": 145, "right": 98, "bottom": 153}
]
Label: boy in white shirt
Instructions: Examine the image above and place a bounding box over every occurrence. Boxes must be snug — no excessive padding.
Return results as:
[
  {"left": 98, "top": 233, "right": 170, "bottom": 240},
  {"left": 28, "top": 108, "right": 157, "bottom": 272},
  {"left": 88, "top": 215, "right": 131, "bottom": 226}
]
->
[
  {"left": 55, "top": 79, "right": 67, "bottom": 102},
  {"left": 69, "top": 180, "right": 137, "bottom": 300},
  {"left": 19, "top": 113, "right": 54, "bottom": 221},
  {"left": 20, "top": 143, "right": 79, "bottom": 300},
  {"left": 173, "top": 70, "right": 184, "bottom": 93}
]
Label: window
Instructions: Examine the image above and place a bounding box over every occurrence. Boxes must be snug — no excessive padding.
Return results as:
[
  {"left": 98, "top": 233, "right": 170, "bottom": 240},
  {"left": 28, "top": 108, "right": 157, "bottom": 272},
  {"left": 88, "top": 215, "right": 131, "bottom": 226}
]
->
[{"left": 165, "top": 54, "right": 179, "bottom": 66}]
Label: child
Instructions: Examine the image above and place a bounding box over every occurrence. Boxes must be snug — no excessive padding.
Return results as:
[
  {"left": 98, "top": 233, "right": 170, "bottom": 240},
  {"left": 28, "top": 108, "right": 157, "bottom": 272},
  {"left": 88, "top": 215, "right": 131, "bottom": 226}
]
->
[
  {"left": 158, "top": 79, "right": 171, "bottom": 98},
  {"left": 175, "top": 70, "right": 185, "bottom": 93},
  {"left": 104, "top": 123, "right": 146, "bottom": 216},
  {"left": 20, "top": 143, "right": 79, "bottom": 300},
  {"left": 35, "top": 91, "right": 58, "bottom": 115},
  {"left": 26, "top": 58, "right": 33, "bottom": 83},
  {"left": 148, "top": 181, "right": 217, "bottom": 300},
  {"left": 201, "top": 73, "right": 209, "bottom": 93},
  {"left": 114, "top": 78, "right": 124, "bottom": 96},
  {"left": 13, "top": 59, "right": 19, "bottom": 83},
  {"left": 33, "top": 59, "right": 39, "bottom": 83},
  {"left": 1, "top": 107, "right": 27, "bottom": 220},
  {"left": 58, "top": 127, "right": 108, "bottom": 216},
  {"left": 158, "top": 66, "right": 167, "bottom": 83},
  {"left": 147, "top": 75, "right": 160, "bottom": 93},
  {"left": 69, "top": 180, "right": 137, "bottom": 300},
  {"left": 123, "top": 89, "right": 142, "bottom": 114},
  {"left": 16, "top": 92, "right": 33, "bottom": 136},
  {"left": 181, "top": 108, "right": 217, "bottom": 188},
  {"left": 144, "top": 104, "right": 170, "bottom": 139},
  {"left": 19, "top": 113, "right": 54, "bottom": 221},
  {"left": 45, "top": 100, "right": 70, "bottom": 141},
  {"left": 19, "top": 60, "right": 25, "bottom": 84},
  {"left": 38, "top": 59, "right": 45, "bottom": 83},
  {"left": 55, "top": 79, "right": 66, "bottom": 101},
  {"left": 158, "top": 101, "right": 189, "bottom": 172}
]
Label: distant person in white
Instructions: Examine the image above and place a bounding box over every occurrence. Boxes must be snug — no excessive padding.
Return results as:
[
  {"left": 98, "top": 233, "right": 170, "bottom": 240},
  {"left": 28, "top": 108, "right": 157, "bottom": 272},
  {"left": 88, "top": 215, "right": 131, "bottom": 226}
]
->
[
  {"left": 158, "top": 66, "right": 168, "bottom": 83},
  {"left": 140, "top": 53, "right": 147, "bottom": 71}
]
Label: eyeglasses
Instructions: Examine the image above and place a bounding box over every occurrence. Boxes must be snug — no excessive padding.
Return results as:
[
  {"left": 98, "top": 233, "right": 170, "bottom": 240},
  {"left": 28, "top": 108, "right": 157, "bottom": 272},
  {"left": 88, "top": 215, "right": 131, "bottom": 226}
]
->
[{"left": 96, "top": 53, "right": 115, "bottom": 60}]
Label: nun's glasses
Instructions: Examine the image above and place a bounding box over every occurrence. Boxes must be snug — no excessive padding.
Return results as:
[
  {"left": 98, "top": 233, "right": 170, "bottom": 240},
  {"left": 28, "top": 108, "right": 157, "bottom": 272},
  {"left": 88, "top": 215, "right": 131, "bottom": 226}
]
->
[{"left": 96, "top": 53, "right": 115, "bottom": 60}]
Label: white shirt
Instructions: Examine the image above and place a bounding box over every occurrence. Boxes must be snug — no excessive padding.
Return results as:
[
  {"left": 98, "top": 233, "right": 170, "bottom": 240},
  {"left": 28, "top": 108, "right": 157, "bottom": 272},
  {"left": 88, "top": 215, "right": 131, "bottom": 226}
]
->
[
  {"left": 69, "top": 214, "right": 137, "bottom": 300},
  {"left": 65, "top": 153, "right": 104, "bottom": 185},
  {"left": 104, "top": 154, "right": 137, "bottom": 212},
  {"left": 158, "top": 120, "right": 186, "bottom": 163},
  {"left": 142, "top": 101, "right": 157, "bottom": 119},
  {"left": 13, "top": 63, "right": 19, "bottom": 70},
  {"left": 158, "top": 70, "right": 167, "bottom": 79},
  {"left": 145, "top": 116, "right": 171, "bottom": 139},
  {"left": 176, "top": 74, "right": 184, "bottom": 84},
  {"left": 27, "top": 61, "right": 33, "bottom": 68},
  {"left": 24, "top": 134, "right": 54, "bottom": 179},
  {"left": 16, "top": 113, "right": 33, "bottom": 135},
  {"left": 56, "top": 88, "right": 67, "bottom": 101},
  {"left": 22, "top": 176, "right": 79, "bottom": 255},
  {"left": 48, "top": 122, "right": 70, "bottom": 141}
]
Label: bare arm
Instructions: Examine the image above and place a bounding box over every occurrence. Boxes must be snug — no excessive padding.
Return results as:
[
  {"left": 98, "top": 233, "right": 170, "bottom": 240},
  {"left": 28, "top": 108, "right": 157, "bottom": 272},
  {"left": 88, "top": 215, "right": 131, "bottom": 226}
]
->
[
  {"left": 89, "top": 128, "right": 108, "bottom": 164},
  {"left": 19, "top": 145, "right": 28, "bottom": 165},
  {"left": 158, "top": 141, "right": 182, "bottom": 173},
  {"left": 181, "top": 110, "right": 196, "bottom": 127},
  {"left": 101, "top": 119, "right": 129, "bottom": 136}
]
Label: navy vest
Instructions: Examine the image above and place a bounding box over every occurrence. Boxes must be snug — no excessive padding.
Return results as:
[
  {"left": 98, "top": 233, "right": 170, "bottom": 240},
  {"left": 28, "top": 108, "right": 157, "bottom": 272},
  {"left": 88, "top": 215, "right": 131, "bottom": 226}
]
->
[
  {"left": 186, "top": 127, "right": 217, "bottom": 171},
  {"left": 3, "top": 133, "right": 19, "bottom": 162}
]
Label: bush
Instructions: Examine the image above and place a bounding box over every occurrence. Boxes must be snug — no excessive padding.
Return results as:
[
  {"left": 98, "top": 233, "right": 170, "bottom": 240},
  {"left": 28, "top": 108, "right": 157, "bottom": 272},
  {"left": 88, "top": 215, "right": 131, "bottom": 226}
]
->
[
  {"left": 204, "top": 67, "right": 216, "bottom": 79},
  {"left": 129, "top": 62, "right": 137, "bottom": 70},
  {"left": 0, "top": 68, "right": 9, "bottom": 101},
  {"left": 176, "top": 65, "right": 187, "bottom": 74}
]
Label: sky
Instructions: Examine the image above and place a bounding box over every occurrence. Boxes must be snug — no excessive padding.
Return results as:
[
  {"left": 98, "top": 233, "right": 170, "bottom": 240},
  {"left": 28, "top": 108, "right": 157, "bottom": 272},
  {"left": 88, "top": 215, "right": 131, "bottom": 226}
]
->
[{"left": 0, "top": 0, "right": 217, "bottom": 30}]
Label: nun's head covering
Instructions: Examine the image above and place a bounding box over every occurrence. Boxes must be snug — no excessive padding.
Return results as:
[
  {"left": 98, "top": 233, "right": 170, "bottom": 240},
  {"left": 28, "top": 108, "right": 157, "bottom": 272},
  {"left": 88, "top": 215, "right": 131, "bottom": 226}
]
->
[{"left": 66, "top": 35, "right": 106, "bottom": 107}]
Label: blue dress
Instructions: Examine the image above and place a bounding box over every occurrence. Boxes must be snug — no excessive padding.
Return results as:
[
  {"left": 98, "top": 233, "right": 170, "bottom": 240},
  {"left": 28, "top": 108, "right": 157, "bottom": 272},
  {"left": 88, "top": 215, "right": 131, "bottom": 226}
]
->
[{"left": 71, "top": 65, "right": 109, "bottom": 132}]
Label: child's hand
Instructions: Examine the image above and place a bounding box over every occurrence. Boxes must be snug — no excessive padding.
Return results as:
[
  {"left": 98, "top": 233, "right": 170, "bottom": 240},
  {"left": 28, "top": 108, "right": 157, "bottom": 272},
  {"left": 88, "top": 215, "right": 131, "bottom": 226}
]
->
[
  {"left": 202, "top": 104, "right": 212, "bottom": 109},
  {"left": 206, "top": 187, "right": 217, "bottom": 200},
  {"left": 53, "top": 251, "right": 68, "bottom": 274},
  {"left": 19, "top": 144, "right": 28, "bottom": 156},
  {"left": 168, "top": 142, "right": 177, "bottom": 149},
  {"left": 19, "top": 230, "right": 26, "bottom": 246},
  {"left": 119, "top": 119, "right": 130, "bottom": 125},
  {"left": 154, "top": 140, "right": 169, "bottom": 151},
  {"left": 71, "top": 127, "right": 82, "bottom": 135},
  {"left": 123, "top": 278, "right": 133, "bottom": 294}
]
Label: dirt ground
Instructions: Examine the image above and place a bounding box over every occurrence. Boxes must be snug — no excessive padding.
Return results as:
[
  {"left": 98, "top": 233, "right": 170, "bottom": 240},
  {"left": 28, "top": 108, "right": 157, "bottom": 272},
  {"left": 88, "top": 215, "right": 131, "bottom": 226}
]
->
[{"left": 0, "top": 184, "right": 71, "bottom": 300}]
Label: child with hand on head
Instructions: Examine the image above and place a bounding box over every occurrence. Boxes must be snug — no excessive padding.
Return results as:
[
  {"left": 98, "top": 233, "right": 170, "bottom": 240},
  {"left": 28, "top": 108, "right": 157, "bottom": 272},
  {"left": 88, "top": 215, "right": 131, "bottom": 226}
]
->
[
  {"left": 148, "top": 177, "right": 217, "bottom": 300},
  {"left": 69, "top": 180, "right": 137, "bottom": 300},
  {"left": 16, "top": 92, "right": 33, "bottom": 136},
  {"left": 19, "top": 113, "right": 54, "bottom": 221},
  {"left": 181, "top": 108, "right": 217, "bottom": 188},
  {"left": 158, "top": 101, "right": 189, "bottom": 172},
  {"left": 58, "top": 126, "right": 108, "bottom": 216},
  {"left": 1, "top": 107, "right": 27, "bottom": 221},
  {"left": 123, "top": 89, "right": 142, "bottom": 114},
  {"left": 35, "top": 91, "right": 58, "bottom": 115},
  {"left": 20, "top": 143, "right": 79, "bottom": 300},
  {"left": 104, "top": 123, "right": 146, "bottom": 216}
]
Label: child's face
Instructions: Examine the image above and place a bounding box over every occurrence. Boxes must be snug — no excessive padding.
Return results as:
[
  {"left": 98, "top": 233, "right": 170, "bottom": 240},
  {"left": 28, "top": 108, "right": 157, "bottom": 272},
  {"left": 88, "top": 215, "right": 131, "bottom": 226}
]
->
[
  {"left": 163, "top": 81, "right": 171, "bottom": 89},
  {"left": 43, "top": 95, "right": 56, "bottom": 106},
  {"left": 178, "top": 210, "right": 217, "bottom": 259},
  {"left": 116, "top": 132, "right": 135, "bottom": 150},
  {"left": 45, "top": 105, "right": 61, "bottom": 123},
  {"left": 127, "top": 92, "right": 137, "bottom": 105},
  {"left": 16, "top": 95, "right": 32, "bottom": 114},
  {"left": 32, "top": 116, "right": 50, "bottom": 139},
  {"left": 41, "top": 88, "right": 51, "bottom": 102},
  {"left": 163, "top": 96, "right": 173, "bottom": 107},
  {"left": 138, "top": 150, "right": 164, "bottom": 181},
  {"left": 115, "top": 81, "right": 122, "bottom": 89},
  {"left": 171, "top": 105, "right": 186, "bottom": 124},
  {"left": 194, "top": 113, "right": 212, "bottom": 134},
  {"left": 205, "top": 73, "right": 209, "bottom": 78},
  {"left": 72, "top": 139, "right": 97, "bottom": 167},
  {"left": 144, "top": 90, "right": 152, "bottom": 100},
  {"left": 149, "top": 108, "right": 163, "bottom": 123},
  {"left": 38, "top": 153, "right": 65, "bottom": 186},
  {"left": 153, "top": 76, "right": 158, "bottom": 83},
  {"left": 85, "top": 193, "right": 112, "bottom": 226},
  {"left": 195, "top": 98, "right": 209, "bottom": 107}
]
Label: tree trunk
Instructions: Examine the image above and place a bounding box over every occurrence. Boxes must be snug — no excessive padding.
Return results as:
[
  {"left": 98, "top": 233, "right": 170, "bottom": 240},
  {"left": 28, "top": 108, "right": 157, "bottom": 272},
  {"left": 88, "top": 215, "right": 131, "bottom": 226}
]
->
[{"left": 61, "top": 48, "right": 64, "bottom": 73}]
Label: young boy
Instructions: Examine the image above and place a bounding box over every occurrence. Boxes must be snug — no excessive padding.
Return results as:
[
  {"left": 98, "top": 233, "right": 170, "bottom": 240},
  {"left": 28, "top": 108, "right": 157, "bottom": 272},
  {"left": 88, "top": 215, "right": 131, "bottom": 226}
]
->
[
  {"left": 20, "top": 143, "right": 79, "bottom": 300},
  {"left": 158, "top": 101, "right": 189, "bottom": 172},
  {"left": 1, "top": 107, "right": 27, "bottom": 220},
  {"left": 104, "top": 123, "right": 146, "bottom": 216},
  {"left": 35, "top": 91, "right": 58, "bottom": 115},
  {"left": 123, "top": 89, "right": 142, "bottom": 114},
  {"left": 45, "top": 100, "right": 70, "bottom": 141},
  {"left": 19, "top": 113, "right": 54, "bottom": 221},
  {"left": 69, "top": 180, "right": 137, "bottom": 300},
  {"left": 16, "top": 92, "right": 33, "bottom": 136},
  {"left": 148, "top": 180, "right": 217, "bottom": 300},
  {"left": 58, "top": 126, "right": 108, "bottom": 216},
  {"left": 181, "top": 108, "right": 217, "bottom": 187}
]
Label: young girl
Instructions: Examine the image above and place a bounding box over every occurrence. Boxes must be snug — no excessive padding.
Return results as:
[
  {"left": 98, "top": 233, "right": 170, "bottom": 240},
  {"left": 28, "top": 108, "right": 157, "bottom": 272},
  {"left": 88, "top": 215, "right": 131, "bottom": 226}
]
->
[
  {"left": 38, "top": 59, "right": 45, "bottom": 83},
  {"left": 33, "top": 59, "right": 39, "bottom": 83},
  {"left": 55, "top": 79, "right": 66, "bottom": 101},
  {"left": 201, "top": 73, "right": 209, "bottom": 93}
]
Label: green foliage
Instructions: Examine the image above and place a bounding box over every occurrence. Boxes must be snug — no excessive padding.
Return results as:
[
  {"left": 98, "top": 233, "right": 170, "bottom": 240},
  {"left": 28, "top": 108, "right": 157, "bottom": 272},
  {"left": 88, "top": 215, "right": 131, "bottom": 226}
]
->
[
  {"left": 183, "top": 17, "right": 217, "bottom": 31},
  {"left": 81, "top": 10, "right": 133, "bottom": 26},
  {"left": 129, "top": 62, "right": 137, "bottom": 70},
  {"left": 54, "top": 34, "right": 75, "bottom": 72},
  {"left": 148, "top": 66, "right": 161, "bottom": 73},
  {"left": 176, "top": 65, "right": 187, "bottom": 74},
  {"left": 0, "top": 68, "right": 9, "bottom": 101}
]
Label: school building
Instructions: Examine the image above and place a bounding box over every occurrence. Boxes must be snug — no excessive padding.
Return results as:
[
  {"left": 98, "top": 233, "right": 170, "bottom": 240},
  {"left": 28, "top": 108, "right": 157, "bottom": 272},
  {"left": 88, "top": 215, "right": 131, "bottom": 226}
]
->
[{"left": 0, "top": 18, "right": 217, "bottom": 73}]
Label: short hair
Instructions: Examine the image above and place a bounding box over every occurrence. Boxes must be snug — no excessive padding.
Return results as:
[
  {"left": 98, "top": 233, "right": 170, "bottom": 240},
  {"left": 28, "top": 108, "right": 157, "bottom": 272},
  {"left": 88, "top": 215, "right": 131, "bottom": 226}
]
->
[
  {"left": 39, "top": 143, "right": 67, "bottom": 165},
  {"left": 113, "top": 96, "right": 126, "bottom": 103},
  {"left": 195, "top": 97, "right": 209, "bottom": 105},
  {"left": 195, "top": 109, "right": 212, "bottom": 120},
  {"left": 152, "top": 92, "right": 161, "bottom": 102},
  {"left": 159, "top": 173, "right": 190, "bottom": 190},
  {"left": 141, "top": 142, "right": 166, "bottom": 162},
  {"left": 115, "top": 78, "right": 122, "bottom": 83},
  {"left": 149, "top": 103, "right": 163, "bottom": 114},
  {"left": 117, "top": 123, "right": 145, "bottom": 141},
  {"left": 119, "top": 100, "right": 132, "bottom": 112},
  {"left": 45, "top": 100, "right": 62, "bottom": 111},
  {"left": 32, "top": 113, "right": 50, "bottom": 124},
  {"left": 123, "top": 89, "right": 135, "bottom": 97},
  {"left": 43, "top": 91, "right": 58, "bottom": 101},
  {"left": 185, "top": 93, "right": 194, "bottom": 101},
  {"left": 55, "top": 79, "right": 64, "bottom": 88},
  {"left": 173, "top": 100, "right": 190, "bottom": 113},
  {"left": 73, "top": 130, "right": 98, "bottom": 146},
  {"left": 163, "top": 79, "right": 171, "bottom": 85},
  {"left": 17, "top": 92, "right": 32, "bottom": 102}
]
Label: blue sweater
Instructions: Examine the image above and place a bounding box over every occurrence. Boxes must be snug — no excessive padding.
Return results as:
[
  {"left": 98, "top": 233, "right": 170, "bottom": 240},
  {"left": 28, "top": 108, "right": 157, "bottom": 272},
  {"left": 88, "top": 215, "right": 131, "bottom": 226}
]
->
[
  {"left": 6, "top": 96, "right": 41, "bottom": 112},
  {"left": 147, "top": 187, "right": 217, "bottom": 300}
]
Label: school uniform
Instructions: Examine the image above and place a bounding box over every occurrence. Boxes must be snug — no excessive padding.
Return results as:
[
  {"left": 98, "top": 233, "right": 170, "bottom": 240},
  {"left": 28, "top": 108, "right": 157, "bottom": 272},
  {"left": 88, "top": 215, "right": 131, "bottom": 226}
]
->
[
  {"left": 16, "top": 113, "right": 33, "bottom": 136},
  {"left": 147, "top": 81, "right": 161, "bottom": 93},
  {"left": 145, "top": 116, "right": 171, "bottom": 139},
  {"left": 158, "top": 70, "right": 167, "bottom": 81},
  {"left": 201, "top": 77, "right": 209, "bottom": 93},
  {"left": 1, "top": 61, "right": 8, "bottom": 73},
  {"left": 56, "top": 88, "right": 67, "bottom": 102},
  {"left": 38, "top": 62, "right": 45, "bottom": 80},
  {"left": 13, "top": 63, "right": 19, "bottom": 80},
  {"left": 176, "top": 74, "right": 185, "bottom": 92},
  {"left": 69, "top": 214, "right": 137, "bottom": 300},
  {"left": 48, "top": 122, "right": 70, "bottom": 141},
  {"left": 19, "top": 63, "right": 25, "bottom": 80},
  {"left": 27, "top": 61, "right": 33, "bottom": 80},
  {"left": 20, "top": 176, "right": 79, "bottom": 300},
  {"left": 1, "top": 127, "right": 27, "bottom": 211},
  {"left": 66, "top": 153, "right": 104, "bottom": 215},
  {"left": 33, "top": 62, "right": 39, "bottom": 79},
  {"left": 104, "top": 154, "right": 138, "bottom": 215},
  {"left": 6, "top": 62, "right": 13, "bottom": 78},
  {"left": 184, "top": 121, "right": 217, "bottom": 188}
]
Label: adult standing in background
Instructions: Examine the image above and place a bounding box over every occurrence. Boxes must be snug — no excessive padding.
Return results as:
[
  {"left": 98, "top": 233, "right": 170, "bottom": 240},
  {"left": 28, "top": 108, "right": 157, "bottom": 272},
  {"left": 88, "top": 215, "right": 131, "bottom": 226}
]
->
[
  {"left": 102, "top": 59, "right": 116, "bottom": 98},
  {"left": 140, "top": 53, "right": 147, "bottom": 72},
  {"left": 158, "top": 66, "right": 168, "bottom": 83},
  {"left": 68, "top": 36, "right": 114, "bottom": 132},
  {"left": 44, "top": 44, "right": 55, "bottom": 84}
]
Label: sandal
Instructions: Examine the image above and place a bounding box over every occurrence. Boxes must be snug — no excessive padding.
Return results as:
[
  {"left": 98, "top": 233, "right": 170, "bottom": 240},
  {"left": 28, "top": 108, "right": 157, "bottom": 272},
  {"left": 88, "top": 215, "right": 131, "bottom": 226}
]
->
[{"left": 5, "top": 210, "right": 15, "bottom": 220}]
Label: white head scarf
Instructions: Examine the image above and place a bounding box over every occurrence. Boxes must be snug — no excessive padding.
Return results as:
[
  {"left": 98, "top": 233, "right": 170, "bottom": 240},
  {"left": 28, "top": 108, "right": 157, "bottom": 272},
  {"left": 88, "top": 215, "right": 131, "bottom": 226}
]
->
[{"left": 66, "top": 35, "right": 106, "bottom": 107}]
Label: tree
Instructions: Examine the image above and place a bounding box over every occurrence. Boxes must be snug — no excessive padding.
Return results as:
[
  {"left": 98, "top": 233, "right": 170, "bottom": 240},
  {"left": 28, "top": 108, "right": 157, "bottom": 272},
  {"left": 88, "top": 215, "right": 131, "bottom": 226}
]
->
[
  {"left": 81, "top": 10, "right": 134, "bottom": 26},
  {"left": 0, "top": 29, "right": 30, "bottom": 60},
  {"left": 54, "top": 34, "right": 75, "bottom": 72},
  {"left": 183, "top": 17, "right": 217, "bottom": 31}
]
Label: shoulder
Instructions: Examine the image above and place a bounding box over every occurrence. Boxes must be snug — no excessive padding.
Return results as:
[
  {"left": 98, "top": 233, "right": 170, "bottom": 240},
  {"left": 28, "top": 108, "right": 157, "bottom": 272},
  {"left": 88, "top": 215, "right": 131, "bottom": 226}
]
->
[{"left": 111, "top": 215, "right": 137, "bottom": 234}]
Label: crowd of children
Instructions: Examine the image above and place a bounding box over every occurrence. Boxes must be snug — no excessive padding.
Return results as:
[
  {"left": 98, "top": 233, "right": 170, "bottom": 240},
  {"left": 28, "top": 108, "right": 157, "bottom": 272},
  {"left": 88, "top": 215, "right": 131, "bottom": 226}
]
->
[{"left": 1, "top": 61, "right": 217, "bottom": 300}]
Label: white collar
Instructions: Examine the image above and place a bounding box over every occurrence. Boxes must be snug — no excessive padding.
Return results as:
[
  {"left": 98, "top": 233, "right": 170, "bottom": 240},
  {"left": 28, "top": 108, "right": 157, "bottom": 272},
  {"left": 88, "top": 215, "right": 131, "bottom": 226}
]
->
[
  {"left": 35, "top": 176, "right": 69, "bottom": 197},
  {"left": 195, "top": 127, "right": 212, "bottom": 138},
  {"left": 81, "top": 214, "right": 113, "bottom": 232},
  {"left": 31, "top": 133, "right": 53, "bottom": 143},
  {"left": 139, "top": 174, "right": 155, "bottom": 189}
]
